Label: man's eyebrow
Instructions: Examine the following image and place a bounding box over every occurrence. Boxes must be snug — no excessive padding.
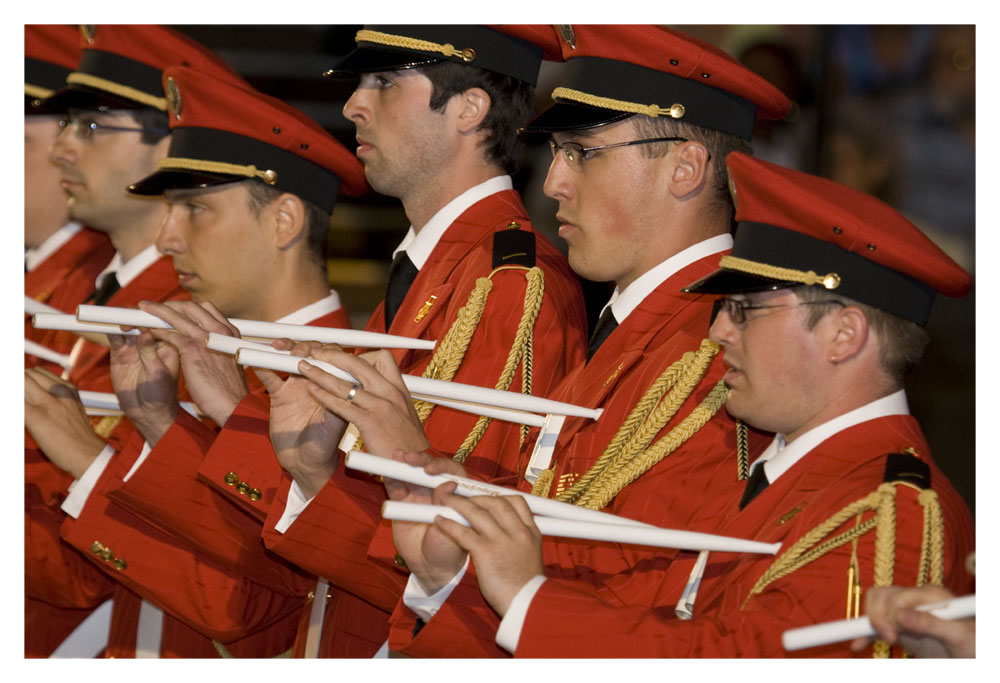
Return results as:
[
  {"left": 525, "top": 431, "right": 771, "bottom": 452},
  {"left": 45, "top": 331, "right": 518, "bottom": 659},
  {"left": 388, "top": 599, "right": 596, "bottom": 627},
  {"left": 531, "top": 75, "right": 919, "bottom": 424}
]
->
[{"left": 163, "top": 188, "right": 206, "bottom": 202}]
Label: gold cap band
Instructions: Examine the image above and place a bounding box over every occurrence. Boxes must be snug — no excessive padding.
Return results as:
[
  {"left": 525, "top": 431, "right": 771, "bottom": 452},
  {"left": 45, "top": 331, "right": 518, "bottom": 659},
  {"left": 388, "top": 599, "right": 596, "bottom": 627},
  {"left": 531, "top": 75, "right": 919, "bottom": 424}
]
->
[
  {"left": 551, "top": 86, "right": 686, "bottom": 120},
  {"left": 719, "top": 254, "right": 841, "bottom": 290},
  {"left": 157, "top": 157, "right": 278, "bottom": 185},
  {"left": 66, "top": 72, "right": 167, "bottom": 111},
  {"left": 25, "top": 84, "right": 53, "bottom": 99},
  {"left": 355, "top": 29, "right": 476, "bottom": 63}
]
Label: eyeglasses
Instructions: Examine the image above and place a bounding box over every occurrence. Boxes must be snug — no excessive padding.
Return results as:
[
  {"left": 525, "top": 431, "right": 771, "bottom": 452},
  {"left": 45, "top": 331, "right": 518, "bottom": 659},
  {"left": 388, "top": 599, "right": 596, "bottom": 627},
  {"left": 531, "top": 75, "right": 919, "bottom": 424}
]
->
[
  {"left": 548, "top": 136, "right": 689, "bottom": 167},
  {"left": 713, "top": 297, "right": 846, "bottom": 325},
  {"left": 59, "top": 111, "right": 169, "bottom": 141}
]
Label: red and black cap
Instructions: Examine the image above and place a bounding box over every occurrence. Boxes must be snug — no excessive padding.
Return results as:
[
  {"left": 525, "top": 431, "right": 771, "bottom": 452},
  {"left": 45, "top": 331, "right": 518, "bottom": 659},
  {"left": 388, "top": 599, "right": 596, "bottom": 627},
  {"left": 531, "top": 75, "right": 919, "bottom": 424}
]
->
[
  {"left": 40, "top": 25, "right": 245, "bottom": 114},
  {"left": 519, "top": 25, "right": 791, "bottom": 140},
  {"left": 128, "top": 65, "right": 367, "bottom": 213},
  {"left": 25, "top": 25, "right": 81, "bottom": 114},
  {"left": 683, "top": 152, "right": 972, "bottom": 325},
  {"left": 323, "top": 25, "right": 544, "bottom": 86}
]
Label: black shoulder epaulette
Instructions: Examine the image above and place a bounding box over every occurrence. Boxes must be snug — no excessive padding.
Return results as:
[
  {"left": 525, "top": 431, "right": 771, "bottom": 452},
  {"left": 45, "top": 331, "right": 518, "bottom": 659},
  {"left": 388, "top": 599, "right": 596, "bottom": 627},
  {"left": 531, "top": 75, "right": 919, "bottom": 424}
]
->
[
  {"left": 883, "top": 450, "right": 931, "bottom": 489},
  {"left": 492, "top": 221, "right": 536, "bottom": 269}
]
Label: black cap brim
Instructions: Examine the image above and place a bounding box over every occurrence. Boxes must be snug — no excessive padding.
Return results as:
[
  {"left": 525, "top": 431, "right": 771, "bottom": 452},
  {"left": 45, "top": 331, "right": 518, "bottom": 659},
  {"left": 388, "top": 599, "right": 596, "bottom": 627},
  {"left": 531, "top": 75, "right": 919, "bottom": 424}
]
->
[
  {"left": 519, "top": 100, "right": 633, "bottom": 134},
  {"left": 128, "top": 170, "right": 246, "bottom": 197},
  {"left": 324, "top": 46, "right": 444, "bottom": 78},
  {"left": 36, "top": 85, "right": 149, "bottom": 114},
  {"left": 682, "top": 268, "right": 800, "bottom": 295}
]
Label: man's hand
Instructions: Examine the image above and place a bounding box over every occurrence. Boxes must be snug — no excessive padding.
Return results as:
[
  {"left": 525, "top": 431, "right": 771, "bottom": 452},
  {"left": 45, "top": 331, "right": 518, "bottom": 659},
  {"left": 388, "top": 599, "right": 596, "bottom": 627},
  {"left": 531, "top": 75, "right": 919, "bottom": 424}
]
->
[
  {"left": 255, "top": 340, "right": 348, "bottom": 499},
  {"left": 108, "top": 328, "right": 180, "bottom": 446},
  {"left": 383, "top": 450, "right": 471, "bottom": 594},
  {"left": 298, "top": 347, "right": 430, "bottom": 457},
  {"left": 25, "top": 368, "right": 107, "bottom": 479},
  {"left": 432, "top": 492, "right": 544, "bottom": 617},
  {"left": 139, "top": 300, "right": 249, "bottom": 426},
  {"left": 851, "top": 585, "right": 975, "bottom": 658}
]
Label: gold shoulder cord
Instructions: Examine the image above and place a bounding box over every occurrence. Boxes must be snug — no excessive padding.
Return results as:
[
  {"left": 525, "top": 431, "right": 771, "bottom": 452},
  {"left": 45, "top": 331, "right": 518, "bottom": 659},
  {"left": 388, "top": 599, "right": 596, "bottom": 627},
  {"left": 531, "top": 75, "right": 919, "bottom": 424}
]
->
[
  {"left": 356, "top": 266, "right": 544, "bottom": 460},
  {"left": 736, "top": 420, "right": 750, "bottom": 481},
  {"left": 741, "top": 480, "right": 945, "bottom": 658},
  {"left": 92, "top": 415, "right": 122, "bottom": 440},
  {"left": 532, "top": 339, "right": 731, "bottom": 510}
]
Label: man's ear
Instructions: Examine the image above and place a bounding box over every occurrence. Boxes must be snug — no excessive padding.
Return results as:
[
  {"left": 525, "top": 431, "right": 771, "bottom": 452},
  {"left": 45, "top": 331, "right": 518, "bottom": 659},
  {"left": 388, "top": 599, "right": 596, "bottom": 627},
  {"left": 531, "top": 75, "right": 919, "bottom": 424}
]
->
[
  {"left": 827, "top": 305, "right": 870, "bottom": 364},
  {"left": 272, "top": 193, "right": 307, "bottom": 250},
  {"left": 454, "top": 87, "right": 491, "bottom": 135},
  {"left": 668, "top": 141, "right": 710, "bottom": 199}
]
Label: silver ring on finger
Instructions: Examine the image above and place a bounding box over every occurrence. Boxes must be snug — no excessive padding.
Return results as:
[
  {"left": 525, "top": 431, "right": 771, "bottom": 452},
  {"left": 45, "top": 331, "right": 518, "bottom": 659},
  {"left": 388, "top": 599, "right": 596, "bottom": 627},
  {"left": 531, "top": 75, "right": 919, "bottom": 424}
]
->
[{"left": 346, "top": 383, "right": 361, "bottom": 403}]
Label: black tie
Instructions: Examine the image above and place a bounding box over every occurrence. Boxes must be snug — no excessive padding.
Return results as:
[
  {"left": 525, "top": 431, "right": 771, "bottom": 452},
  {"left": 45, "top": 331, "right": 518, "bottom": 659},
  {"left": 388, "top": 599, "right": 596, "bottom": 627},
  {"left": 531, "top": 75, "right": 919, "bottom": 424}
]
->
[
  {"left": 91, "top": 272, "right": 121, "bottom": 306},
  {"left": 739, "top": 463, "right": 770, "bottom": 510},
  {"left": 384, "top": 251, "right": 418, "bottom": 329},
  {"left": 587, "top": 308, "right": 618, "bottom": 361}
]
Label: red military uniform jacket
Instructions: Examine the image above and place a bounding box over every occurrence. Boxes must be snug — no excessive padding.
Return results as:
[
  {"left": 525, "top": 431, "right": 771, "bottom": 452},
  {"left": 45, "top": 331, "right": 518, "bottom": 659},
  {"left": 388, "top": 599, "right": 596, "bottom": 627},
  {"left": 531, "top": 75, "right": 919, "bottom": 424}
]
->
[
  {"left": 384, "top": 252, "right": 772, "bottom": 657},
  {"left": 510, "top": 414, "right": 974, "bottom": 657},
  {"left": 56, "top": 303, "right": 364, "bottom": 656},
  {"left": 258, "top": 189, "right": 587, "bottom": 639},
  {"left": 25, "top": 224, "right": 114, "bottom": 355},
  {"left": 58, "top": 429, "right": 303, "bottom": 657},
  {"left": 25, "top": 253, "right": 186, "bottom": 656}
]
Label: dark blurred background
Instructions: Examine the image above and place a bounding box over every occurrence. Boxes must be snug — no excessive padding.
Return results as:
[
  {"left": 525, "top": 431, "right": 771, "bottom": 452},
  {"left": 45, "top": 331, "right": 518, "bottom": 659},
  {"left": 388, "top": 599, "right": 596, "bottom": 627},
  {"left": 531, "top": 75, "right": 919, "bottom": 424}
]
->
[{"left": 170, "top": 24, "right": 975, "bottom": 516}]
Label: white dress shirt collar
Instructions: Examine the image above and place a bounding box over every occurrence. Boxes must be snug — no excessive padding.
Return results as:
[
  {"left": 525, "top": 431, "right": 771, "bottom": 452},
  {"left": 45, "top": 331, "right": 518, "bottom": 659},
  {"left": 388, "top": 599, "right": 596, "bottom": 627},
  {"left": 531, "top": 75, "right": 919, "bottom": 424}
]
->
[
  {"left": 25, "top": 222, "right": 83, "bottom": 272},
  {"left": 391, "top": 175, "right": 513, "bottom": 270},
  {"left": 599, "top": 233, "right": 733, "bottom": 325},
  {"left": 95, "top": 243, "right": 162, "bottom": 290},
  {"left": 753, "top": 389, "right": 911, "bottom": 484},
  {"left": 275, "top": 290, "right": 343, "bottom": 325}
]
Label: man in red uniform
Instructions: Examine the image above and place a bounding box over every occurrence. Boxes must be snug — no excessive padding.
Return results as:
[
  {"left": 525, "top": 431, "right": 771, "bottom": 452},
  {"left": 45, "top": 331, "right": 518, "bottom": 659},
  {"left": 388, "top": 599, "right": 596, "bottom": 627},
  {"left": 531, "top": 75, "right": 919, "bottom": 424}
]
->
[
  {"left": 302, "top": 24, "right": 789, "bottom": 655},
  {"left": 24, "top": 24, "right": 114, "bottom": 353},
  {"left": 52, "top": 63, "right": 371, "bottom": 658},
  {"left": 22, "top": 25, "right": 279, "bottom": 658},
  {"left": 240, "top": 26, "right": 589, "bottom": 654},
  {"left": 413, "top": 151, "right": 975, "bottom": 658},
  {"left": 23, "top": 25, "right": 118, "bottom": 658},
  {"left": 276, "top": 25, "right": 790, "bottom": 657}
]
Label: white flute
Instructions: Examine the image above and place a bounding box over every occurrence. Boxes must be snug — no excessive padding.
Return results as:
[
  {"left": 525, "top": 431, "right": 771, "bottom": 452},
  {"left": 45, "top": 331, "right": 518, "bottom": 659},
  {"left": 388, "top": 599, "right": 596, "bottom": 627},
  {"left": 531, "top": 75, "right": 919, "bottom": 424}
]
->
[
  {"left": 205, "top": 333, "right": 289, "bottom": 356},
  {"left": 78, "top": 390, "right": 201, "bottom": 418},
  {"left": 346, "top": 451, "right": 652, "bottom": 529},
  {"left": 237, "top": 348, "right": 604, "bottom": 421},
  {"left": 383, "top": 501, "right": 783, "bottom": 555},
  {"left": 25, "top": 296, "right": 62, "bottom": 316},
  {"left": 207, "top": 335, "right": 544, "bottom": 427},
  {"left": 77, "top": 305, "right": 435, "bottom": 350},
  {"left": 782, "top": 594, "right": 976, "bottom": 651},
  {"left": 25, "top": 339, "right": 72, "bottom": 368},
  {"left": 32, "top": 313, "right": 139, "bottom": 336}
]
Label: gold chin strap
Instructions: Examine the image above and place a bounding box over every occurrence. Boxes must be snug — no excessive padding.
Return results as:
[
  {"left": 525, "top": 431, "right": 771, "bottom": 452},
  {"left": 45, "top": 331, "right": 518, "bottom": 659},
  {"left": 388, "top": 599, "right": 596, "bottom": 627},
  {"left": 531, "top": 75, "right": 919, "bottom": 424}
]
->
[
  {"left": 156, "top": 157, "right": 278, "bottom": 185},
  {"left": 532, "top": 339, "right": 727, "bottom": 510},
  {"left": 551, "top": 86, "right": 687, "bottom": 120},
  {"left": 66, "top": 72, "right": 167, "bottom": 111},
  {"left": 718, "top": 254, "right": 841, "bottom": 290},
  {"left": 741, "top": 481, "right": 945, "bottom": 658},
  {"left": 355, "top": 29, "right": 477, "bottom": 63}
]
